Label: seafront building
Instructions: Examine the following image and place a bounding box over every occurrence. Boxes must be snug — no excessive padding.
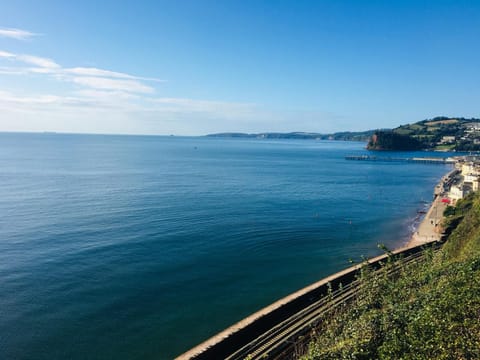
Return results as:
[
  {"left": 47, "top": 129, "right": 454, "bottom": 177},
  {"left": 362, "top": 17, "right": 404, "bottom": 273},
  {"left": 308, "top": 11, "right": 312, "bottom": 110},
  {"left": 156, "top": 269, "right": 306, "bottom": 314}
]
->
[
  {"left": 446, "top": 156, "right": 480, "bottom": 202},
  {"left": 449, "top": 184, "right": 465, "bottom": 201}
]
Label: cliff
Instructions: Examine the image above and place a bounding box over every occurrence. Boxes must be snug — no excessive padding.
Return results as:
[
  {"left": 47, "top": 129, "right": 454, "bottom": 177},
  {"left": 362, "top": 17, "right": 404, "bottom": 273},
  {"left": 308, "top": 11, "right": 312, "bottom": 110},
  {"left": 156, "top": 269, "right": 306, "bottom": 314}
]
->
[
  {"left": 368, "top": 117, "right": 480, "bottom": 151},
  {"left": 367, "top": 130, "right": 423, "bottom": 150}
]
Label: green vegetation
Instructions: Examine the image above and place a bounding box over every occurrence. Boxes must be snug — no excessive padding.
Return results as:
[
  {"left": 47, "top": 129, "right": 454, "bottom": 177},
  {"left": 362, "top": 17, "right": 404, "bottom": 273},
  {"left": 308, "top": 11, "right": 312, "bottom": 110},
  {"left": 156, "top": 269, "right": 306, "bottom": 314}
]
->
[
  {"left": 366, "top": 130, "right": 423, "bottom": 151},
  {"left": 434, "top": 144, "right": 455, "bottom": 151},
  {"left": 301, "top": 192, "right": 480, "bottom": 359},
  {"left": 442, "top": 193, "right": 480, "bottom": 261},
  {"left": 209, "top": 116, "right": 480, "bottom": 151},
  {"left": 367, "top": 116, "right": 480, "bottom": 151},
  {"left": 442, "top": 194, "right": 474, "bottom": 231}
]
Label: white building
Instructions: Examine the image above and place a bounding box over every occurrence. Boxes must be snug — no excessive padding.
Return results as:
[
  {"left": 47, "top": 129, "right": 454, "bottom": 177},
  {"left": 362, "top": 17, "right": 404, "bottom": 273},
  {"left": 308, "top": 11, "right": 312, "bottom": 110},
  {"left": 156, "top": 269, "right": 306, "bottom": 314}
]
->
[
  {"left": 464, "top": 174, "right": 480, "bottom": 191},
  {"left": 449, "top": 184, "right": 465, "bottom": 201},
  {"left": 466, "top": 123, "right": 480, "bottom": 131},
  {"left": 440, "top": 136, "right": 456, "bottom": 144},
  {"left": 461, "top": 163, "right": 480, "bottom": 177}
]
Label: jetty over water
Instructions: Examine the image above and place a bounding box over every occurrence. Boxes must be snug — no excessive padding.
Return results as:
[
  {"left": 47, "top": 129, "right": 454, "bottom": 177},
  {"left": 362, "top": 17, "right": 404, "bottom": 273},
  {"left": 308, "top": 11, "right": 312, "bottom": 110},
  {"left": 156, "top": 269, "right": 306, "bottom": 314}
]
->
[{"left": 345, "top": 155, "right": 456, "bottom": 164}]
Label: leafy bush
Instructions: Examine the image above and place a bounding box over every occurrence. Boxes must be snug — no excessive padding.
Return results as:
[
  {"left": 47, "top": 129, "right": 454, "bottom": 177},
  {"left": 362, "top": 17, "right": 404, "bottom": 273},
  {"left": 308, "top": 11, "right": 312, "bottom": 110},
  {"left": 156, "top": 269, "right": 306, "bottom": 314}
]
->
[{"left": 302, "top": 193, "right": 480, "bottom": 359}]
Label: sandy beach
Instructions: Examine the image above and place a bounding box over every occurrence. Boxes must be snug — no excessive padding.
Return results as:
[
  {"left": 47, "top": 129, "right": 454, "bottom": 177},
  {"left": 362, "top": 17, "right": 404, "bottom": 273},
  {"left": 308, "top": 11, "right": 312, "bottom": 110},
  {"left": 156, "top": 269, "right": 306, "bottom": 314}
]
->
[
  {"left": 406, "top": 167, "right": 460, "bottom": 247},
  {"left": 408, "top": 195, "right": 448, "bottom": 247}
]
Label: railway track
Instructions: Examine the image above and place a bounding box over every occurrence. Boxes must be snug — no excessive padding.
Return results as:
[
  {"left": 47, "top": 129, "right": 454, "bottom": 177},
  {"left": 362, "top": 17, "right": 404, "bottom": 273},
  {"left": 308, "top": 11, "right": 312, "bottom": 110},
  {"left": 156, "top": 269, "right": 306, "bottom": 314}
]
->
[
  {"left": 226, "top": 249, "right": 437, "bottom": 360},
  {"left": 177, "top": 242, "right": 441, "bottom": 360}
]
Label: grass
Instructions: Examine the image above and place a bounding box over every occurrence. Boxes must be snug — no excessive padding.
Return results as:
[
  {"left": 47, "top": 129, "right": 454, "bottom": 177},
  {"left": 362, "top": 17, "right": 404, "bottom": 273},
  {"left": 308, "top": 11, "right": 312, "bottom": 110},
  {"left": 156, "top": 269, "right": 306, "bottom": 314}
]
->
[
  {"left": 434, "top": 144, "right": 455, "bottom": 151},
  {"left": 394, "top": 128, "right": 413, "bottom": 135},
  {"left": 425, "top": 119, "right": 459, "bottom": 126},
  {"left": 301, "top": 192, "right": 480, "bottom": 359},
  {"left": 409, "top": 124, "right": 425, "bottom": 130}
]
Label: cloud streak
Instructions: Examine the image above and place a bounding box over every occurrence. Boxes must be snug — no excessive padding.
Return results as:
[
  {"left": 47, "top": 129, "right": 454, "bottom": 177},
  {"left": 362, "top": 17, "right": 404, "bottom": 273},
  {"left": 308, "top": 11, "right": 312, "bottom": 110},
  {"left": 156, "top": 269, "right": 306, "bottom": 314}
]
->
[
  {"left": 1, "top": 89, "right": 263, "bottom": 137},
  {"left": 17, "top": 55, "right": 60, "bottom": 68},
  {"left": 64, "top": 67, "right": 163, "bottom": 82},
  {"left": 0, "top": 51, "right": 60, "bottom": 69},
  {"left": 0, "top": 49, "right": 160, "bottom": 94},
  {"left": 0, "top": 30, "right": 276, "bottom": 135},
  {"left": 72, "top": 76, "right": 155, "bottom": 93},
  {"left": 0, "top": 50, "right": 15, "bottom": 58},
  {"left": 0, "top": 27, "right": 38, "bottom": 40}
]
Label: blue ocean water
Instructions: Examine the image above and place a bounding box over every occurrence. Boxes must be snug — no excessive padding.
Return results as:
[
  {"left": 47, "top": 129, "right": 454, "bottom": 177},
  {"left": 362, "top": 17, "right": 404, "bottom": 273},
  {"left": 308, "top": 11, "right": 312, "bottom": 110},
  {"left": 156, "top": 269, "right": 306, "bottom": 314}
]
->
[{"left": 0, "top": 133, "right": 451, "bottom": 359}]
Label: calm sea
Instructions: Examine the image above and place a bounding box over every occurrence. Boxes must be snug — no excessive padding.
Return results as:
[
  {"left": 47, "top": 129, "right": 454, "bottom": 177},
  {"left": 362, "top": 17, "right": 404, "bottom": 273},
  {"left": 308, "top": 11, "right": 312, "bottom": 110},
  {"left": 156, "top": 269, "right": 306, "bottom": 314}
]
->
[{"left": 0, "top": 133, "right": 451, "bottom": 359}]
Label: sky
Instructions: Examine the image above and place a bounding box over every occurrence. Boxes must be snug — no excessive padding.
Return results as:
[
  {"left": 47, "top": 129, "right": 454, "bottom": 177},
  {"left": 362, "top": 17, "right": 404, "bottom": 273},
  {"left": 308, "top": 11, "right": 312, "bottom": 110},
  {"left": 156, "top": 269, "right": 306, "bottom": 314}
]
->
[{"left": 1, "top": 0, "right": 479, "bottom": 135}]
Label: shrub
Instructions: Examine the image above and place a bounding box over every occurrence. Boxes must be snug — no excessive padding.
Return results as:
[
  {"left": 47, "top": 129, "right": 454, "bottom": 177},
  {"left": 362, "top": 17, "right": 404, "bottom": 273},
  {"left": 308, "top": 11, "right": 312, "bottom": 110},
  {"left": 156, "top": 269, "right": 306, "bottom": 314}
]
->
[{"left": 302, "top": 193, "right": 480, "bottom": 359}]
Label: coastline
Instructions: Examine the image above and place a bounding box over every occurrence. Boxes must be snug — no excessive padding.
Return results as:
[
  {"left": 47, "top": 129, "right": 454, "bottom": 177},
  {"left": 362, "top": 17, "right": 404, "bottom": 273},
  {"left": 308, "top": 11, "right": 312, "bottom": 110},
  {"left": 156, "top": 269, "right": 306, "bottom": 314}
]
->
[
  {"left": 407, "top": 196, "right": 445, "bottom": 247},
  {"left": 406, "top": 168, "right": 457, "bottom": 247},
  {"left": 178, "top": 166, "right": 459, "bottom": 359}
]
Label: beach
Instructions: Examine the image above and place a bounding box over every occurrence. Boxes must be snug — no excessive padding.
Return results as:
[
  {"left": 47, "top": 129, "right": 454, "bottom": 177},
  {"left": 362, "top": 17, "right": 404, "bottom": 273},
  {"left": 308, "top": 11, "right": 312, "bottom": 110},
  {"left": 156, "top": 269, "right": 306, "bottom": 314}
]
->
[
  {"left": 408, "top": 195, "right": 447, "bottom": 247},
  {"left": 407, "top": 168, "right": 457, "bottom": 247}
]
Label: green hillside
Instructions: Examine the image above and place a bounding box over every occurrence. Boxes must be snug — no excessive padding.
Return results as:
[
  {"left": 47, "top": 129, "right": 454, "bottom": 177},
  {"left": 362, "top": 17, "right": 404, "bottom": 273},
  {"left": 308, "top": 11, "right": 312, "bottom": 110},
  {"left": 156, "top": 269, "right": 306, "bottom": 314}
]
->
[
  {"left": 368, "top": 116, "right": 480, "bottom": 151},
  {"left": 302, "top": 193, "right": 480, "bottom": 359}
]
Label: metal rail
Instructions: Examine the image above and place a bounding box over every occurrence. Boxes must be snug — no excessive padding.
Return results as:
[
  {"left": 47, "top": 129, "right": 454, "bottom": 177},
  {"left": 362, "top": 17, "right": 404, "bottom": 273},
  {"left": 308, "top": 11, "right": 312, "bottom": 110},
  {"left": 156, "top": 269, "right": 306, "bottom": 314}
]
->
[
  {"left": 176, "top": 243, "right": 441, "bottom": 360},
  {"left": 227, "top": 249, "right": 435, "bottom": 360}
]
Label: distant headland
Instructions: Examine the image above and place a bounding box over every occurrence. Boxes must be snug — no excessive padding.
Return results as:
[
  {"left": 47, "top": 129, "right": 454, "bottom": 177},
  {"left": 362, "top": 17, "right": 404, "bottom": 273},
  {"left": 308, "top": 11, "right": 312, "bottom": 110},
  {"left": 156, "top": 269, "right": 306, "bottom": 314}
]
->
[
  {"left": 206, "top": 130, "right": 375, "bottom": 142},
  {"left": 208, "top": 116, "right": 480, "bottom": 152}
]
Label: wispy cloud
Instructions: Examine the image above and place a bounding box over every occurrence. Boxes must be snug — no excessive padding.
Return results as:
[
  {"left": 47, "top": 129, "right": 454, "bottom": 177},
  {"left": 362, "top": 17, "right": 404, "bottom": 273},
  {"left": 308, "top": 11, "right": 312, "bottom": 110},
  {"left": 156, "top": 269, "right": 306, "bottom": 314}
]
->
[
  {"left": 71, "top": 76, "right": 155, "bottom": 93},
  {"left": 0, "top": 51, "right": 60, "bottom": 69},
  {"left": 0, "top": 87, "right": 317, "bottom": 135},
  {"left": 0, "top": 49, "right": 160, "bottom": 94},
  {"left": 0, "top": 66, "right": 28, "bottom": 75},
  {"left": 0, "top": 90, "right": 134, "bottom": 113},
  {"left": 0, "top": 50, "right": 15, "bottom": 58},
  {"left": 64, "top": 67, "right": 163, "bottom": 82},
  {"left": 0, "top": 90, "right": 60, "bottom": 104},
  {"left": 17, "top": 55, "right": 60, "bottom": 68},
  {"left": 0, "top": 27, "right": 38, "bottom": 40},
  {"left": 0, "top": 36, "right": 277, "bottom": 135},
  {"left": 74, "top": 89, "right": 139, "bottom": 99}
]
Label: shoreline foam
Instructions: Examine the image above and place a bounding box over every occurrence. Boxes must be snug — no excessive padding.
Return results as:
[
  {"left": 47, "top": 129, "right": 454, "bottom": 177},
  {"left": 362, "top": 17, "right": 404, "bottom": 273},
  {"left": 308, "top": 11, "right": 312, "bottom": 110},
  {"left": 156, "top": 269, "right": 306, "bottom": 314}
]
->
[{"left": 407, "top": 196, "right": 446, "bottom": 247}]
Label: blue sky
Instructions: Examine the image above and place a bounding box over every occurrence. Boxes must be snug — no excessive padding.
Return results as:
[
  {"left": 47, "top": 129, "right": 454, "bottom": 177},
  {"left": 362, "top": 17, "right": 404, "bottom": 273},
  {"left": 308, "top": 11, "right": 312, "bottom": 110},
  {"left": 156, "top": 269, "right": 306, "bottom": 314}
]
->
[{"left": 1, "top": 0, "right": 479, "bottom": 135}]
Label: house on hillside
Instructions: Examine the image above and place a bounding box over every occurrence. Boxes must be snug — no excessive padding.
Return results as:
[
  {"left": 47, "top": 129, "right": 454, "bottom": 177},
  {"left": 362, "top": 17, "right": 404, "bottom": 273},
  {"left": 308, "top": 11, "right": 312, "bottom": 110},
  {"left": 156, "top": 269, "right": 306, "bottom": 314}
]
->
[
  {"left": 465, "top": 123, "right": 480, "bottom": 133},
  {"left": 462, "top": 162, "right": 480, "bottom": 177},
  {"left": 439, "top": 136, "right": 456, "bottom": 145},
  {"left": 449, "top": 184, "right": 465, "bottom": 201},
  {"left": 464, "top": 174, "right": 480, "bottom": 192}
]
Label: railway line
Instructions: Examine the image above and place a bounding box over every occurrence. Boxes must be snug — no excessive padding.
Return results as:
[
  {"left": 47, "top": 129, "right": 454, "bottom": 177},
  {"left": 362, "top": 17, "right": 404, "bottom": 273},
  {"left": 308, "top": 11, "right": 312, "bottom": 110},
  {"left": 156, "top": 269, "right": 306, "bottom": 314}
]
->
[
  {"left": 226, "top": 249, "right": 436, "bottom": 360},
  {"left": 177, "top": 242, "right": 441, "bottom": 360}
]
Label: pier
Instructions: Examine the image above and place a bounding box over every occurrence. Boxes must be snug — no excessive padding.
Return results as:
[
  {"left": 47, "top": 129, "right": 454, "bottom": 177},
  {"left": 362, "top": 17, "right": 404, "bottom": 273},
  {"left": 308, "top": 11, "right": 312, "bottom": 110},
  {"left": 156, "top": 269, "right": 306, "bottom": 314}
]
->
[{"left": 345, "top": 155, "right": 456, "bottom": 164}]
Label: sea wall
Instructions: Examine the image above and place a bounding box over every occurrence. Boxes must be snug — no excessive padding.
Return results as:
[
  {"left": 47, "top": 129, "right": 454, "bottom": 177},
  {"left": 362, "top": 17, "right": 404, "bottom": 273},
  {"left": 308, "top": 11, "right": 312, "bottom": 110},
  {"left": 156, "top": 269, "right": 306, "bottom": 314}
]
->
[{"left": 176, "top": 241, "right": 439, "bottom": 360}]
